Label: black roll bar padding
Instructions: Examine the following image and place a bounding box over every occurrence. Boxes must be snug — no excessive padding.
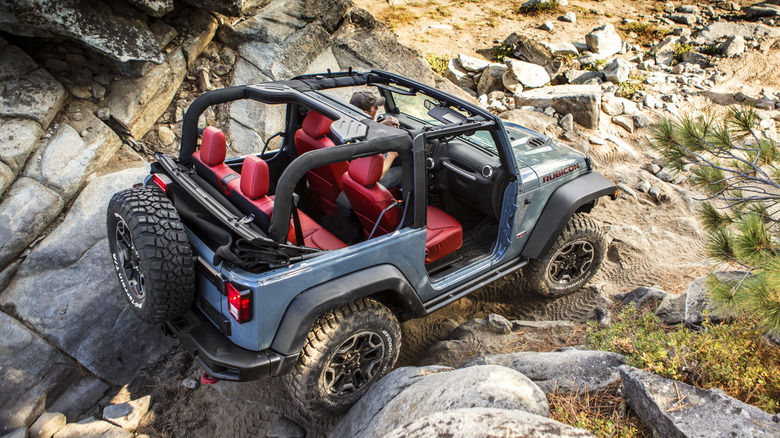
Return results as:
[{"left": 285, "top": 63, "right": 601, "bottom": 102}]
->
[
  {"left": 179, "top": 86, "right": 248, "bottom": 167},
  {"left": 269, "top": 131, "right": 414, "bottom": 242}
]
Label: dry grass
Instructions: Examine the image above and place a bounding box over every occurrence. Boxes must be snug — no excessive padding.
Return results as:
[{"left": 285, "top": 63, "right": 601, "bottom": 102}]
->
[
  {"left": 380, "top": 6, "right": 417, "bottom": 29},
  {"left": 549, "top": 381, "right": 650, "bottom": 438}
]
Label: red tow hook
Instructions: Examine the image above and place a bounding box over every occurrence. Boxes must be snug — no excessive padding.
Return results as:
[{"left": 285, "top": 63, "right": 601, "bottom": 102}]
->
[{"left": 201, "top": 373, "right": 219, "bottom": 385}]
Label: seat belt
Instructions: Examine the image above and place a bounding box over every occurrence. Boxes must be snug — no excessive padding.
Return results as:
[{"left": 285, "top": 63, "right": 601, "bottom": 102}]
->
[{"left": 291, "top": 195, "right": 305, "bottom": 247}]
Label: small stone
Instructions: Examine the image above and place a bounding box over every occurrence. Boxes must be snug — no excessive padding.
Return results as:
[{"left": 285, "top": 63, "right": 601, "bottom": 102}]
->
[
  {"left": 94, "top": 73, "right": 112, "bottom": 86},
  {"left": 648, "top": 185, "right": 670, "bottom": 203},
  {"left": 157, "top": 126, "right": 175, "bottom": 146},
  {"left": 45, "top": 58, "right": 69, "bottom": 71},
  {"left": 67, "top": 85, "right": 92, "bottom": 100},
  {"left": 71, "top": 111, "right": 84, "bottom": 122},
  {"left": 664, "top": 1, "right": 675, "bottom": 13},
  {"left": 91, "top": 83, "right": 106, "bottom": 100},
  {"left": 676, "top": 5, "right": 699, "bottom": 14},
  {"left": 559, "top": 113, "right": 574, "bottom": 131},
  {"left": 632, "top": 113, "right": 650, "bottom": 128},
  {"left": 213, "top": 64, "right": 231, "bottom": 76},
  {"left": 543, "top": 107, "right": 556, "bottom": 117},
  {"left": 617, "top": 183, "right": 638, "bottom": 200},
  {"left": 182, "top": 378, "right": 198, "bottom": 389},
  {"left": 197, "top": 69, "right": 212, "bottom": 92},
  {"left": 541, "top": 21, "right": 554, "bottom": 31},
  {"left": 174, "top": 107, "right": 184, "bottom": 123},
  {"left": 266, "top": 418, "right": 305, "bottom": 438},
  {"left": 457, "top": 53, "right": 490, "bottom": 72},
  {"left": 560, "top": 12, "right": 576, "bottom": 23},
  {"left": 613, "top": 115, "right": 634, "bottom": 133},
  {"left": 486, "top": 314, "right": 513, "bottom": 334},
  {"left": 636, "top": 179, "right": 651, "bottom": 193},
  {"left": 644, "top": 163, "right": 662, "bottom": 174},
  {"left": 102, "top": 396, "right": 151, "bottom": 431},
  {"left": 589, "top": 136, "right": 606, "bottom": 145},
  {"left": 96, "top": 108, "right": 110, "bottom": 121},
  {"left": 604, "top": 58, "right": 630, "bottom": 84},
  {"left": 31, "top": 411, "right": 66, "bottom": 438}
]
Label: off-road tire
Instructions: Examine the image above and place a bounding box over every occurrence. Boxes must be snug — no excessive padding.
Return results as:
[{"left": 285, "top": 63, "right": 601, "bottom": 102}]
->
[
  {"left": 287, "top": 298, "right": 401, "bottom": 416},
  {"left": 107, "top": 186, "right": 195, "bottom": 323},
  {"left": 524, "top": 213, "right": 606, "bottom": 297}
]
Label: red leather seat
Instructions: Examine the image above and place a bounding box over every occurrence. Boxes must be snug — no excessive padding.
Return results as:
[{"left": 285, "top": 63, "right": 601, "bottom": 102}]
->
[
  {"left": 192, "top": 127, "right": 239, "bottom": 196},
  {"left": 343, "top": 155, "right": 463, "bottom": 264},
  {"left": 294, "top": 111, "right": 349, "bottom": 215},
  {"left": 232, "top": 155, "right": 346, "bottom": 251}
]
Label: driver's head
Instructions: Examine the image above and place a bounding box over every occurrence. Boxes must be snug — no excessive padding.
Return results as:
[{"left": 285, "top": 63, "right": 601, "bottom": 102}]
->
[{"left": 350, "top": 91, "right": 386, "bottom": 119}]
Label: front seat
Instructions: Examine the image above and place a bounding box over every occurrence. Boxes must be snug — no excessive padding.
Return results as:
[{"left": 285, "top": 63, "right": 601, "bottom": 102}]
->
[
  {"left": 293, "top": 111, "right": 349, "bottom": 215},
  {"left": 342, "top": 155, "right": 463, "bottom": 264}
]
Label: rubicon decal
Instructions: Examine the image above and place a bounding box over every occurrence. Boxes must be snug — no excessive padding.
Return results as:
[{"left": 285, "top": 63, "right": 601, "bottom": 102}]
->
[{"left": 542, "top": 163, "right": 580, "bottom": 184}]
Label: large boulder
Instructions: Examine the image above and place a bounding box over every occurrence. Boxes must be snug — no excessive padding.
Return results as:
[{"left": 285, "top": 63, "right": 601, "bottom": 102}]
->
[
  {"left": 514, "top": 85, "right": 602, "bottom": 128},
  {"left": 446, "top": 58, "right": 477, "bottom": 92},
  {"left": 503, "top": 33, "right": 558, "bottom": 76},
  {"left": 585, "top": 24, "right": 623, "bottom": 58},
  {"left": 504, "top": 59, "right": 550, "bottom": 89},
  {"left": 685, "top": 272, "right": 747, "bottom": 326},
  {"left": 463, "top": 348, "right": 625, "bottom": 394},
  {"left": 0, "top": 178, "right": 64, "bottom": 270},
  {"left": 106, "top": 48, "right": 187, "bottom": 139},
  {"left": 0, "top": 38, "right": 38, "bottom": 82},
  {"left": 25, "top": 114, "right": 122, "bottom": 202},
  {"left": 383, "top": 408, "right": 594, "bottom": 438},
  {"left": 477, "top": 63, "right": 509, "bottom": 96},
  {"left": 0, "top": 118, "right": 43, "bottom": 173},
  {"left": 0, "top": 0, "right": 163, "bottom": 69},
  {"left": 0, "top": 69, "right": 66, "bottom": 128},
  {"left": 698, "top": 22, "right": 780, "bottom": 42},
  {"left": 333, "top": 365, "right": 549, "bottom": 438},
  {"left": 0, "top": 168, "right": 177, "bottom": 385},
  {"left": 183, "top": 0, "right": 268, "bottom": 16},
  {"left": 0, "top": 312, "right": 80, "bottom": 433},
  {"left": 604, "top": 58, "right": 630, "bottom": 84},
  {"left": 620, "top": 366, "right": 779, "bottom": 437},
  {"left": 128, "top": 0, "right": 174, "bottom": 17},
  {"left": 719, "top": 35, "right": 746, "bottom": 58}
]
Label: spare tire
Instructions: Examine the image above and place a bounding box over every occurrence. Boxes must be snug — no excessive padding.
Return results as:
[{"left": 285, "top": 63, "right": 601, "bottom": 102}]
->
[{"left": 107, "top": 186, "right": 195, "bottom": 323}]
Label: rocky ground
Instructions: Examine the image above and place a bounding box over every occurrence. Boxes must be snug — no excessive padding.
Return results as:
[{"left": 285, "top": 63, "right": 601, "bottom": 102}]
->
[{"left": 1, "top": 0, "right": 780, "bottom": 437}]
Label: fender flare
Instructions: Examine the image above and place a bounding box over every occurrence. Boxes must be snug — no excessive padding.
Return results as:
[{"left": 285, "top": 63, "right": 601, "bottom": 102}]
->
[
  {"left": 520, "top": 172, "right": 616, "bottom": 260},
  {"left": 270, "top": 264, "right": 424, "bottom": 356}
]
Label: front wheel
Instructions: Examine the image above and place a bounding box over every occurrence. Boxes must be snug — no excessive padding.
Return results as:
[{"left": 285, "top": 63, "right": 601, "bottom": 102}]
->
[
  {"left": 286, "top": 298, "right": 401, "bottom": 416},
  {"left": 524, "top": 213, "right": 606, "bottom": 297}
]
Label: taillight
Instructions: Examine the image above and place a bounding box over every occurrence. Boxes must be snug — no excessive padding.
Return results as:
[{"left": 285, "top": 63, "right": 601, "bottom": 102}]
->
[
  {"left": 152, "top": 174, "right": 168, "bottom": 192},
  {"left": 226, "top": 282, "right": 251, "bottom": 323}
]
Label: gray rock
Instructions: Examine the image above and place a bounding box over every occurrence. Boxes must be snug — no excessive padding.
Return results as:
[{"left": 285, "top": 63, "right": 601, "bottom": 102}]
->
[
  {"left": 0, "top": 43, "right": 38, "bottom": 82},
  {"left": 0, "top": 119, "right": 43, "bottom": 174},
  {"left": 477, "top": 63, "right": 509, "bottom": 96},
  {"left": 0, "top": 168, "right": 175, "bottom": 385},
  {"left": 676, "top": 5, "right": 699, "bottom": 14},
  {"left": 486, "top": 313, "right": 513, "bottom": 334},
  {"left": 561, "top": 12, "right": 576, "bottom": 23},
  {"left": 613, "top": 115, "right": 634, "bottom": 133},
  {"left": 632, "top": 113, "right": 650, "bottom": 129},
  {"left": 48, "top": 377, "right": 110, "bottom": 422},
  {"left": 685, "top": 272, "right": 748, "bottom": 326},
  {"left": 107, "top": 48, "right": 186, "bottom": 139},
  {"left": 102, "top": 396, "right": 150, "bottom": 431},
  {"left": 30, "top": 412, "right": 66, "bottom": 438},
  {"left": 559, "top": 113, "right": 574, "bottom": 131},
  {"left": 504, "top": 59, "right": 550, "bottom": 89},
  {"left": 338, "top": 365, "right": 549, "bottom": 438},
  {"left": 266, "top": 418, "right": 305, "bottom": 438},
  {"left": 617, "top": 183, "right": 638, "bottom": 200},
  {"left": 182, "top": 0, "right": 267, "bottom": 16},
  {"left": 545, "top": 42, "right": 579, "bottom": 57},
  {"left": 681, "top": 51, "right": 709, "bottom": 67},
  {"left": 383, "top": 408, "right": 594, "bottom": 438},
  {"left": 746, "top": 3, "right": 780, "bottom": 18},
  {"left": 502, "top": 33, "right": 557, "bottom": 76},
  {"left": 182, "top": 10, "right": 219, "bottom": 68},
  {"left": 0, "top": 312, "right": 79, "bottom": 433},
  {"left": 332, "top": 366, "right": 452, "bottom": 438},
  {"left": 585, "top": 23, "right": 623, "bottom": 57},
  {"left": 604, "top": 58, "right": 630, "bottom": 84},
  {"left": 457, "top": 53, "right": 490, "bottom": 72},
  {"left": 129, "top": 0, "right": 174, "bottom": 17},
  {"left": 601, "top": 94, "right": 624, "bottom": 116},
  {"left": 636, "top": 179, "right": 651, "bottom": 193},
  {"left": 0, "top": 69, "right": 66, "bottom": 128},
  {"left": 0, "top": 2, "right": 163, "bottom": 67},
  {"left": 1, "top": 428, "right": 28, "bottom": 438},
  {"left": 0, "top": 162, "right": 12, "bottom": 194},
  {"left": 655, "top": 293, "right": 686, "bottom": 324},
  {"left": 216, "top": 1, "right": 307, "bottom": 46},
  {"left": 514, "top": 85, "right": 601, "bottom": 128},
  {"left": 670, "top": 13, "right": 697, "bottom": 26},
  {"left": 719, "top": 35, "right": 745, "bottom": 57},
  {"left": 463, "top": 348, "right": 625, "bottom": 394},
  {"left": 26, "top": 116, "right": 121, "bottom": 201},
  {"left": 0, "top": 178, "right": 63, "bottom": 269},
  {"left": 445, "top": 58, "right": 476, "bottom": 92},
  {"left": 564, "top": 70, "right": 603, "bottom": 85},
  {"left": 618, "top": 286, "right": 667, "bottom": 308},
  {"left": 698, "top": 22, "right": 780, "bottom": 42},
  {"left": 229, "top": 58, "right": 284, "bottom": 154},
  {"left": 51, "top": 418, "right": 132, "bottom": 438},
  {"left": 541, "top": 21, "right": 554, "bottom": 31},
  {"left": 498, "top": 108, "right": 558, "bottom": 135},
  {"left": 619, "top": 366, "right": 780, "bottom": 438}
]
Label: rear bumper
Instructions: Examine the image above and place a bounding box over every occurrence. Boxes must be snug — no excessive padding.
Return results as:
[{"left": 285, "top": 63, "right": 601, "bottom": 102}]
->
[{"left": 165, "top": 308, "right": 298, "bottom": 381}]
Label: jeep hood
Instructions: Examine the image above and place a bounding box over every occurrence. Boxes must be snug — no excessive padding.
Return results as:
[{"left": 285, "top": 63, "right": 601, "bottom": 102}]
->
[{"left": 504, "top": 122, "right": 588, "bottom": 190}]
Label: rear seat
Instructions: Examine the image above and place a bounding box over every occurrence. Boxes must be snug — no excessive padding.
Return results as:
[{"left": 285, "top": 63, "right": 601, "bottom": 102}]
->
[
  {"left": 192, "top": 127, "right": 239, "bottom": 196},
  {"left": 231, "top": 155, "right": 347, "bottom": 251}
]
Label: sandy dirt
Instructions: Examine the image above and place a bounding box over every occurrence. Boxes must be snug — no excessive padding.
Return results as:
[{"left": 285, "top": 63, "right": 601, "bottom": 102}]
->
[{"left": 127, "top": 2, "right": 780, "bottom": 436}]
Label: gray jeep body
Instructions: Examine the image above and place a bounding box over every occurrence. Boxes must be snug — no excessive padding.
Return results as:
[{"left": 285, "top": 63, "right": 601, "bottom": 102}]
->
[{"left": 140, "top": 70, "right": 615, "bottom": 381}]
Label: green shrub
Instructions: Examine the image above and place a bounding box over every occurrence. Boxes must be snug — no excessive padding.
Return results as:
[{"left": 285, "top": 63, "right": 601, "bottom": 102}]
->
[
  {"left": 620, "top": 22, "right": 671, "bottom": 47},
  {"left": 494, "top": 44, "right": 513, "bottom": 61},
  {"left": 582, "top": 58, "right": 607, "bottom": 71},
  {"left": 425, "top": 53, "right": 449, "bottom": 75},
  {"left": 516, "top": 0, "right": 562, "bottom": 16},
  {"left": 586, "top": 306, "right": 780, "bottom": 413},
  {"left": 673, "top": 43, "right": 694, "bottom": 61}
]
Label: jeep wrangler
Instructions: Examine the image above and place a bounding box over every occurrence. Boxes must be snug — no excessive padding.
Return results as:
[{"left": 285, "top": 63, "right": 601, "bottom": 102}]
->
[{"left": 107, "top": 70, "right": 616, "bottom": 415}]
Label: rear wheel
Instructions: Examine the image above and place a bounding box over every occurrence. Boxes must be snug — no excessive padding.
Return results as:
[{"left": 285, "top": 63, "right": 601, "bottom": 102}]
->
[
  {"left": 287, "top": 298, "right": 401, "bottom": 415},
  {"left": 525, "top": 213, "right": 606, "bottom": 297},
  {"left": 107, "top": 187, "right": 195, "bottom": 323}
]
